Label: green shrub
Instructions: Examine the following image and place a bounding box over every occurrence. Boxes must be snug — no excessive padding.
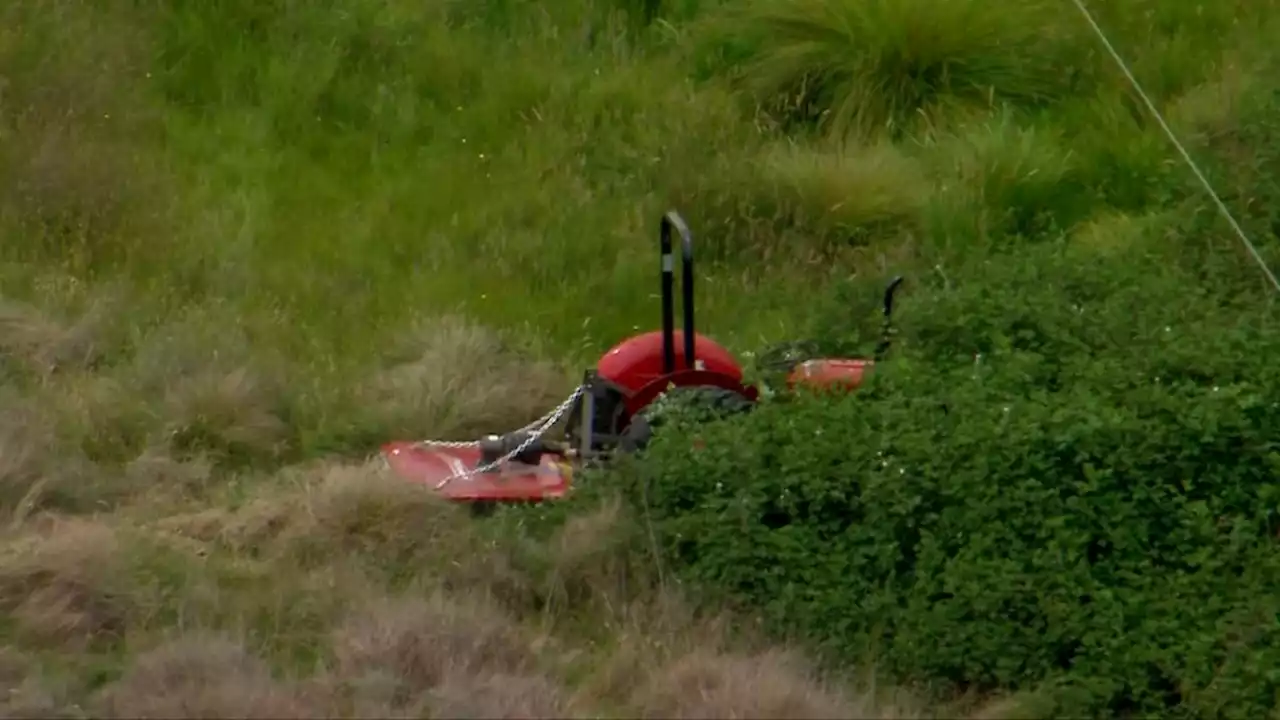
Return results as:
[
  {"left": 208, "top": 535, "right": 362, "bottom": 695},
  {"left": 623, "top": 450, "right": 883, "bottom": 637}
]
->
[{"left": 622, "top": 239, "right": 1280, "bottom": 717}]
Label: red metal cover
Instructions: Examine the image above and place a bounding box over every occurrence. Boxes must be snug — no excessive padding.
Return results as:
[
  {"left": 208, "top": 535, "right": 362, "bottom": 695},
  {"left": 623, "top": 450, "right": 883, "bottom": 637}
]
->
[
  {"left": 380, "top": 441, "right": 572, "bottom": 501},
  {"left": 596, "top": 330, "right": 744, "bottom": 394},
  {"left": 785, "top": 358, "right": 873, "bottom": 391}
]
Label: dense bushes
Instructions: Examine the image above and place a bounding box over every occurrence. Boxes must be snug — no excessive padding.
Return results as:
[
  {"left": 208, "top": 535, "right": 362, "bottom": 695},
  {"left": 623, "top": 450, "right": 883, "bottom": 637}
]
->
[{"left": 617, "top": 237, "right": 1280, "bottom": 716}]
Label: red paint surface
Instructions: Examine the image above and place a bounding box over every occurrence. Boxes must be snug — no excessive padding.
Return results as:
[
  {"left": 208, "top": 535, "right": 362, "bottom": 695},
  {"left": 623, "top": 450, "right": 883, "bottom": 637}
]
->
[
  {"left": 785, "top": 358, "right": 873, "bottom": 391},
  {"left": 380, "top": 441, "right": 571, "bottom": 501},
  {"left": 596, "top": 330, "right": 744, "bottom": 394}
]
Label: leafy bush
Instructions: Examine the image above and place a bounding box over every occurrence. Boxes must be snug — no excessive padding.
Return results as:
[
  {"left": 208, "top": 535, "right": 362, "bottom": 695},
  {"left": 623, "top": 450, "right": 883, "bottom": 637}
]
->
[{"left": 618, "top": 238, "right": 1280, "bottom": 717}]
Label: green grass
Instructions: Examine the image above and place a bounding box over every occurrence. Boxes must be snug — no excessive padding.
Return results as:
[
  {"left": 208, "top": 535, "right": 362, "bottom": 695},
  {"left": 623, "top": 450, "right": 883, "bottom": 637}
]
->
[{"left": 3, "top": 0, "right": 1280, "bottom": 715}]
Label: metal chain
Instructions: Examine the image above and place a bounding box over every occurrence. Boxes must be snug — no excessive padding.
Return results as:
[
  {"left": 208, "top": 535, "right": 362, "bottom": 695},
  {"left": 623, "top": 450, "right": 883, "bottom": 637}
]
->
[{"left": 419, "top": 384, "right": 585, "bottom": 490}]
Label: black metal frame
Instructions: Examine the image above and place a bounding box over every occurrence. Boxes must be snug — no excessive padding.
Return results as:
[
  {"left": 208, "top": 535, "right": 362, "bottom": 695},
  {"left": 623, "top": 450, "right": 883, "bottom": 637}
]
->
[
  {"left": 660, "top": 210, "right": 696, "bottom": 374},
  {"left": 564, "top": 210, "right": 701, "bottom": 458},
  {"left": 874, "top": 275, "right": 906, "bottom": 361}
]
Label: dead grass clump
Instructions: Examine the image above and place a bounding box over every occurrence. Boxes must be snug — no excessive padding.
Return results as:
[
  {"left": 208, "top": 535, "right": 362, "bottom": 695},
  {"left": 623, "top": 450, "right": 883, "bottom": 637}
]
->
[
  {"left": 0, "top": 647, "right": 71, "bottom": 718},
  {"left": 0, "top": 396, "right": 54, "bottom": 518},
  {"left": 124, "top": 448, "right": 216, "bottom": 499},
  {"left": 160, "top": 365, "right": 292, "bottom": 467},
  {"left": 102, "top": 309, "right": 295, "bottom": 468},
  {"left": 632, "top": 648, "right": 909, "bottom": 720},
  {"left": 543, "top": 496, "right": 643, "bottom": 620},
  {"left": 158, "top": 494, "right": 295, "bottom": 554},
  {"left": 172, "top": 461, "right": 540, "bottom": 610},
  {"left": 0, "top": 296, "right": 109, "bottom": 375},
  {"left": 330, "top": 592, "right": 537, "bottom": 710},
  {"left": 0, "top": 675, "right": 75, "bottom": 719},
  {"left": 1, "top": 379, "right": 161, "bottom": 515},
  {"left": 357, "top": 315, "right": 569, "bottom": 442},
  {"left": 94, "top": 633, "right": 311, "bottom": 718},
  {"left": 279, "top": 461, "right": 541, "bottom": 610},
  {"left": 428, "top": 671, "right": 570, "bottom": 719},
  {"left": 0, "top": 519, "right": 130, "bottom": 650},
  {"left": 285, "top": 462, "right": 472, "bottom": 564}
]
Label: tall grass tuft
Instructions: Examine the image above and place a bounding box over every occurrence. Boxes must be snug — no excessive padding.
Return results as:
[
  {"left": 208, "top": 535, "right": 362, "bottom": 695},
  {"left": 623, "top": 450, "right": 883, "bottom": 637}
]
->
[{"left": 719, "top": 0, "right": 1086, "bottom": 141}]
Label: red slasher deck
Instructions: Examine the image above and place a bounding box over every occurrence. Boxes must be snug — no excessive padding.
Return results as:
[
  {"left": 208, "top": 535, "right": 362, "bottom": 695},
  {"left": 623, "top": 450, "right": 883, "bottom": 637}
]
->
[{"left": 380, "top": 441, "right": 572, "bottom": 501}]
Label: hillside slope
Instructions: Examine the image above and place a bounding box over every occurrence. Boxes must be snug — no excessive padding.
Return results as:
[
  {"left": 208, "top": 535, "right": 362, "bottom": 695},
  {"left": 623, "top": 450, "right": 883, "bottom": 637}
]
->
[{"left": 4, "top": 0, "right": 1280, "bottom": 716}]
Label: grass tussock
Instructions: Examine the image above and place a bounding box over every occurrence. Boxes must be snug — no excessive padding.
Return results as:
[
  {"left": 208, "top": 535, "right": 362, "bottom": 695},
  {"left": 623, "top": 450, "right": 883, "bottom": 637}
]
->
[
  {"left": 0, "top": 648, "right": 73, "bottom": 719},
  {"left": 427, "top": 671, "right": 570, "bottom": 719},
  {"left": 95, "top": 635, "right": 312, "bottom": 719},
  {"left": 0, "top": 296, "right": 109, "bottom": 376},
  {"left": 632, "top": 648, "right": 894, "bottom": 719},
  {"left": 721, "top": 0, "right": 1083, "bottom": 140},
  {"left": 353, "top": 315, "right": 571, "bottom": 444},
  {"left": 0, "top": 519, "right": 129, "bottom": 650},
  {"left": 283, "top": 462, "right": 471, "bottom": 558},
  {"left": 328, "top": 592, "right": 544, "bottom": 713}
]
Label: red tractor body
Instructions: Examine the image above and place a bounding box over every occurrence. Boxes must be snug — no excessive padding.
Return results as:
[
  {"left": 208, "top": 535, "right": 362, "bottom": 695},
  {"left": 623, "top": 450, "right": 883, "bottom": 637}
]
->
[
  {"left": 598, "top": 329, "right": 746, "bottom": 394},
  {"left": 597, "top": 330, "right": 760, "bottom": 419}
]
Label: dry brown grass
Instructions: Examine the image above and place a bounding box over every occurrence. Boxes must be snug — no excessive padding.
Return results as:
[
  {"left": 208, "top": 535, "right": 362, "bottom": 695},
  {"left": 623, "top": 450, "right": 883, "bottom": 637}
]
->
[
  {"left": 0, "top": 297, "right": 109, "bottom": 376},
  {"left": 430, "top": 671, "right": 571, "bottom": 719},
  {"left": 124, "top": 448, "right": 217, "bottom": 499},
  {"left": 632, "top": 648, "right": 913, "bottom": 719},
  {"left": 94, "top": 634, "right": 312, "bottom": 719},
  {"left": 542, "top": 496, "right": 640, "bottom": 619},
  {"left": 1, "top": 374, "right": 218, "bottom": 517},
  {"left": 0, "top": 397, "right": 52, "bottom": 517},
  {"left": 331, "top": 592, "right": 535, "bottom": 689},
  {"left": 0, "top": 647, "right": 77, "bottom": 719},
  {"left": 0, "top": 677, "right": 74, "bottom": 719},
  {"left": 356, "top": 314, "right": 570, "bottom": 442},
  {"left": 282, "top": 462, "right": 473, "bottom": 560},
  {"left": 160, "top": 365, "right": 292, "bottom": 465},
  {"left": 0, "top": 518, "right": 129, "bottom": 650},
  {"left": 325, "top": 591, "right": 570, "bottom": 717}
]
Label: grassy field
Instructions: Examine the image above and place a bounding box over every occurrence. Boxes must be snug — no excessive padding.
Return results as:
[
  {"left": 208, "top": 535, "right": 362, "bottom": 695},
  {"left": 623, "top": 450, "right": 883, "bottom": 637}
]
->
[{"left": 3, "top": 0, "right": 1280, "bottom": 716}]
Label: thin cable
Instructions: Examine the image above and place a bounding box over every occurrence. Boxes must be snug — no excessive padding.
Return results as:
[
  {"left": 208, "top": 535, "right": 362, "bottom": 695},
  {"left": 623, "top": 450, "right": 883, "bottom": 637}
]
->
[{"left": 1068, "top": 0, "right": 1280, "bottom": 294}]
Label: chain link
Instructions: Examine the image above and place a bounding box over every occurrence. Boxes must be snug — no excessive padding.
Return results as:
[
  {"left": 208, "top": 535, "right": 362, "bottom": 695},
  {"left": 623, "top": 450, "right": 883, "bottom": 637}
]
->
[{"left": 415, "top": 384, "right": 585, "bottom": 490}]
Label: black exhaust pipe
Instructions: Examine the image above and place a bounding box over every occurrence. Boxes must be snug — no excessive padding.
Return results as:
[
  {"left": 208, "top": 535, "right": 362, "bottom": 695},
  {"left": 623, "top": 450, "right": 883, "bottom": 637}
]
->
[{"left": 873, "top": 275, "right": 906, "bottom": 361}]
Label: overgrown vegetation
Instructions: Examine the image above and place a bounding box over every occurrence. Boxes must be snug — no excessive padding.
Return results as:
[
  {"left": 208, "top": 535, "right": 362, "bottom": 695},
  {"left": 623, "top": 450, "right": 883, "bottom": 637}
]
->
[{"left": 3, "top": 0, "right": 1280, "bottom": 716}]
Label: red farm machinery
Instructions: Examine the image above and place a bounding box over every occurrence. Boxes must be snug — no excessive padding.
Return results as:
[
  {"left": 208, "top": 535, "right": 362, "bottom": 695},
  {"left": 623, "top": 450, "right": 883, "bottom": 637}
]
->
[{"left": 381, "top": 210, "right": 905, "bottom": 507}]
